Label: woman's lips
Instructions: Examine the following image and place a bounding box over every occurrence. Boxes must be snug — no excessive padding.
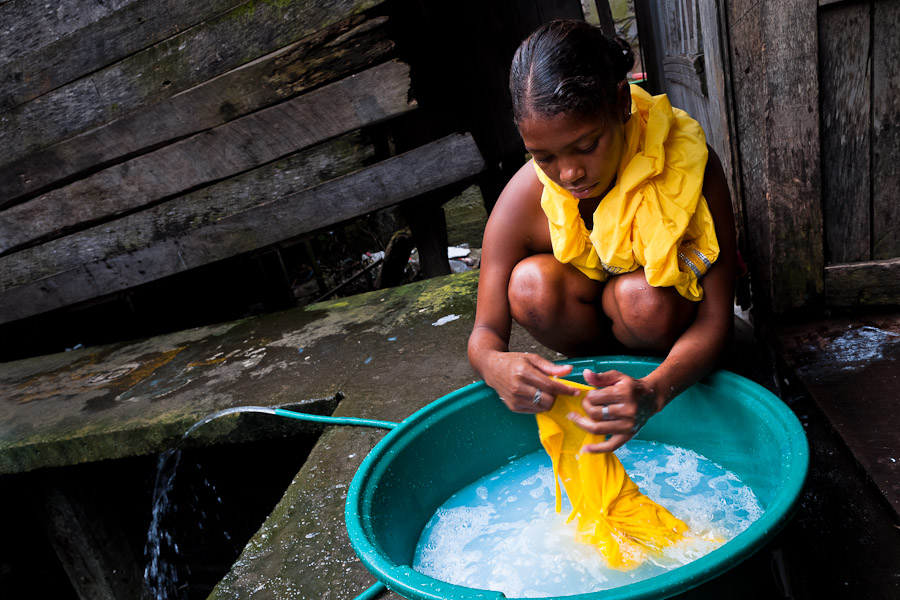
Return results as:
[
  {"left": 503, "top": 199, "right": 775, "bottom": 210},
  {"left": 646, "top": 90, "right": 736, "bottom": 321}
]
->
[{"left": 568, "top": 184, "right": 596, "bottom": 199}]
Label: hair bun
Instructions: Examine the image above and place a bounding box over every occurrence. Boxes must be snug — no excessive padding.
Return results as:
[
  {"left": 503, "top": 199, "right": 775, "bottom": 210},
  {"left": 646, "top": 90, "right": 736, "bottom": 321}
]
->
[{"left": 605, "top": 35, "right": 635, "bottom": 81}]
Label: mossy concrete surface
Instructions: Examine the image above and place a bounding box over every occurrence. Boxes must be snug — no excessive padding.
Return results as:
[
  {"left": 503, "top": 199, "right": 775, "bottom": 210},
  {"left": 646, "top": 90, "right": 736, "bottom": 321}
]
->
[
  {"left": 1, "top": 268, "right": 561, "bottom": 598},
  {"left": 208, "top": 274, "right": 560, "bottom": 599},
  {"left": 0, "top": 270, "right": 517, "bottom": 475}
]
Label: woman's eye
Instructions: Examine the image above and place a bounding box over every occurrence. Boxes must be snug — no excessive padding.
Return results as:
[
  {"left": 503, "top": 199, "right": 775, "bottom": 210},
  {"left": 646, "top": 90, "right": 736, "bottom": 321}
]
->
[
  {"left": 577, "top": 139, "right": 599, "bottom": 154},
  {"left": 533, "top": 156, "right": 552, "bottom": 165}
]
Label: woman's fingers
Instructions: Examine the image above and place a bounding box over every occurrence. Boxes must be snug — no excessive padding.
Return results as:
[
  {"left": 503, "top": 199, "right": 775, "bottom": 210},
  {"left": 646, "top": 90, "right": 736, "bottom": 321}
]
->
[
  {"left": 567, "top": 409, "right": 630, "bottom": 433},
  {"left": 582, "top": 433, "right": 632, "bottom": 454},
  {"left": 582, "top": 368, "right": 626, "bottom": 388},
  {"left": 568, "top": 411, "right": 636, "bottom": 453},
  {"left": 509, "top": 356, "right": 583, "bottom": 411}
]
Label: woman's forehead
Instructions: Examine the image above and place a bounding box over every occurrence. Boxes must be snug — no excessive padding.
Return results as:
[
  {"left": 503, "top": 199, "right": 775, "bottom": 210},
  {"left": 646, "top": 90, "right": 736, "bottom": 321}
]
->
[{"left": 519, "top": 112, "right": 607, "bottom": 152}]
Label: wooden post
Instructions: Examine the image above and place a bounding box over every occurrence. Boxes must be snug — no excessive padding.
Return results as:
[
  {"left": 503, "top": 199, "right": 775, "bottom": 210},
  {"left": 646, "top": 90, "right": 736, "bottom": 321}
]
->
[
  {"left": 727, "top": 0, "right": 823, "bottom": 314},
  {"left": 581, "top": 0, "right": 615, "bottom": 36},
  {"left": 36, "top": 473, "right": 142, "bottom": 600},
  {"left": 761, "top": 0, "right": 823, "bottom": 313}
]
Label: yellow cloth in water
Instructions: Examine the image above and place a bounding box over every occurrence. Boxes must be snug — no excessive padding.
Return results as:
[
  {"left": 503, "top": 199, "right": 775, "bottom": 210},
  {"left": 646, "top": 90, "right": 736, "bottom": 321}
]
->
[
  {"left": 535, "top": 84, "right": 719, "bottom": 301},
  {"left": 536, "top": 378, "right": 688, "bottom": 569}
]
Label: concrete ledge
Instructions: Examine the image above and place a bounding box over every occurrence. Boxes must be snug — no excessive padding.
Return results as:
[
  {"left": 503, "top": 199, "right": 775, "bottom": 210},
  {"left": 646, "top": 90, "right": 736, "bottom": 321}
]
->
[
  {"left": 207, "top": 271, "right": 558, "bottom": 599},
  {"left": 0, "top": 269, "right": 559, "bottom": 598},
  {"left": 0, "top": 270, "right": 509, "bottom": 474}
]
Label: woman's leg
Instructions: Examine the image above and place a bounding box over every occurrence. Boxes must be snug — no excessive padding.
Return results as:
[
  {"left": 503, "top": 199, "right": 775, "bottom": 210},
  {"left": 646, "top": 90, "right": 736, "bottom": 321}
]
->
[
  {"left": 507, "top": 254, "right": 617, "bottom": 356},
  {"left": 601, "top": 269, "right": 696, "bottom": 352}
]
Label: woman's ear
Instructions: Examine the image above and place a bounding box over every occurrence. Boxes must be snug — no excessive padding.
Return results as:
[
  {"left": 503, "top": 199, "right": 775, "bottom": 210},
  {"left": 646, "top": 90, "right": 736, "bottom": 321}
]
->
[{"left": 617, "top": 80, "right": 631, "bottom": 122}]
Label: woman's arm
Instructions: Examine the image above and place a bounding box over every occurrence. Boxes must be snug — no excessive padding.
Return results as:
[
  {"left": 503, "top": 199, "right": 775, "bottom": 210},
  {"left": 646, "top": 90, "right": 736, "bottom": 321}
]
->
[
  {"left": 468, "top": 161, "right": 581, "bottom": 411},
  {"left": 575, "top": 147, "right": 738, "bottom": 451}
]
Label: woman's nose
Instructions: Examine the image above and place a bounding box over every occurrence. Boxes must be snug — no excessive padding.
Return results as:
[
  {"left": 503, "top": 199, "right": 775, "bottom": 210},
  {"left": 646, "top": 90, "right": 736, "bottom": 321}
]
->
[{"left": 558, "top": 160, "right": 584, "bottom": 184}]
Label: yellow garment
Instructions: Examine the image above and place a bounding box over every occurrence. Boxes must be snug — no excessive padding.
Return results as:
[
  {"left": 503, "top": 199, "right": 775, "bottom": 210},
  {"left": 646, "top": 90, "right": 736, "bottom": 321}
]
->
[
  {"left": 535, "top": 85, "right": 719, "bottom": 301},
  {"left": 536, "top": 378, "right": 688, "bottom": 569}
]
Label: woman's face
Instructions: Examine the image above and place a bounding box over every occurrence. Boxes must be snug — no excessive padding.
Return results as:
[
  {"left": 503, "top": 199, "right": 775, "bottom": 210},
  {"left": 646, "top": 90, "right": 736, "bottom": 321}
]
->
[{"left": 519, "top": 109, "right": 626, "bottom": 200}]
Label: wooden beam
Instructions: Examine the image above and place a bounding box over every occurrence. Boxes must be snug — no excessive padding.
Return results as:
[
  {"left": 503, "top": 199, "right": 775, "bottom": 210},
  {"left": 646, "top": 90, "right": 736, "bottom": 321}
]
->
[
  {"left": 824, "top": 258, "right": 900, "bottom": 307},
  {"left": 36, "top": 473, "right": 143, "bottom": 600},
  {"left": 726, "top": 0, "right": 770, "bottom": 307},
  {"left": 873, "top": 1, "right": 900, "bottom": 259},
  {"left": 819, "top": 2, "right": 871, "bottom": 263},
  {"left": 0, "top": 133, "right": 375, "bottom": 292},
  {"left": 0, "top": 60, "right": 415, "bottom": 255},
  {"left": 0, "top": 14, "right": 394, "bottom": 206},
  {"left": 761, "top": 0, "right": 824, "bottom": 313},
  {"left": 0, "top": 133, "right": 485, "bottom": 324},
  {"left": 0, "top": 0, "right": 384, "bottom": 166},
  {"left": 0, "top": 0, "right": 239, "bottom": 112},
  {"left": 581, "top": 0, "right": 615, "bottom": 36},
  {"left": 0, "top": 0, "right": 140, "bottom": 66}
]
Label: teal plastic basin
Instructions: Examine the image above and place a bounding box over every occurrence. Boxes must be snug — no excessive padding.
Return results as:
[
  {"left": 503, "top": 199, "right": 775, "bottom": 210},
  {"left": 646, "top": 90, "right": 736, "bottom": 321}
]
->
[{"left": 346, "top": 356, "right": 809, "bottom": 600}]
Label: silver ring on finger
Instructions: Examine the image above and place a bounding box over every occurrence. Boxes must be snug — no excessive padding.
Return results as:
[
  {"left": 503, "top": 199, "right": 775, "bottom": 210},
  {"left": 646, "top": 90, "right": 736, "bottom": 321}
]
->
[
  {"left": 601, "top": 404, "right": 611, "bottom": 420},
  {"left": 532, "top": 388, "right": 542, "bottom": 405}
]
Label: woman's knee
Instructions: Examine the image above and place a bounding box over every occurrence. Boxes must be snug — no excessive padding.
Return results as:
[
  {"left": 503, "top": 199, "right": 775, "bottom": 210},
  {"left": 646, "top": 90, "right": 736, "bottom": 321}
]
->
[
  {"left": 603, "top": 272, "right": 694, "bottom": 350},
  {"left": 508, "top": 255, "right": 567, "bottom": 330}
]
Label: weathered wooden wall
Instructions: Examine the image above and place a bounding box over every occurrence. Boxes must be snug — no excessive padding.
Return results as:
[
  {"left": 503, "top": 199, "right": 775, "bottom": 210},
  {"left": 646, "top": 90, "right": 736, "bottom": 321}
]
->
[
  {"left": 725, "top": 0, "right": 823, "bottom": 315},
  {"left": 0, "top": 0, "right": 493, "bottom": 330},
  {"left": 818, "top": 0, "right": 900, "bottom": 306},
  {"left": 724, "top": 0, "right": 900, "bottom": 313}
]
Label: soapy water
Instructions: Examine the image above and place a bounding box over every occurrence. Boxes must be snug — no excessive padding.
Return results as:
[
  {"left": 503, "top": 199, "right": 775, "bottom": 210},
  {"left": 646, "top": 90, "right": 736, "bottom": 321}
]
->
[{"left": 414, "top": 440, "right": 762, "bottom": 598}]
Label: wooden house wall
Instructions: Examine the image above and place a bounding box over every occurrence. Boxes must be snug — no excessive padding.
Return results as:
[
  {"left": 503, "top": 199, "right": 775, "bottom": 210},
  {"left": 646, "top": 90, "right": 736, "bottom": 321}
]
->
[
  {"left": 0, "top": 0, "right": 588, "bottom": 355},
  {"left": 0, "top": 0, "right": 497, "bottom": 333},
  {"left": 818, "top": 0, "right": 900, "bottom": 306},
  {"left": 0, "top": 0, "right": 402, "bottom": 324},
  {"left": 725, "top": 0, "right": 824, "bottom": 315},
  {"left": 725, "top": 0, "right": 900, "bottom": 313}
]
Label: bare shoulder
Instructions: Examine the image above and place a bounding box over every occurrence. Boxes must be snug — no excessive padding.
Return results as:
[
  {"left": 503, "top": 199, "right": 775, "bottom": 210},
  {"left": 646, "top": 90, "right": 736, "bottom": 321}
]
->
[{"left": 483, "top": 160, "right": 551, "bottom": 256}]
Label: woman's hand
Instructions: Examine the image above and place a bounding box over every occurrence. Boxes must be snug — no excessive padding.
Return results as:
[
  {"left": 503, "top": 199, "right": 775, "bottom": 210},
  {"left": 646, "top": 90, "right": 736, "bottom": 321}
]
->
[
  {"left": 568, "top": 369, "right": 662, "bottom": 452},
  {"left": 483, "top": 352, "right": 582, "bottom": 413}
]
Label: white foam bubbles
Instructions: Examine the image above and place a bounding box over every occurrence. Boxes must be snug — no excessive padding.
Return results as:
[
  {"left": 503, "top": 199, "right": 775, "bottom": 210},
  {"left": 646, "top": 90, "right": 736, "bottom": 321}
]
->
[{"left": 413, "top": 441, "right": 763, "bottom": 598}]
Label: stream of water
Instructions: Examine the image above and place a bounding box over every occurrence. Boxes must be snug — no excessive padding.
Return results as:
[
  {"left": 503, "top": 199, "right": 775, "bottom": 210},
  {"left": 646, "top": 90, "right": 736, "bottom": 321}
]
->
[{"left": 142, "top": 406, "right": 281, "bottom": 599}]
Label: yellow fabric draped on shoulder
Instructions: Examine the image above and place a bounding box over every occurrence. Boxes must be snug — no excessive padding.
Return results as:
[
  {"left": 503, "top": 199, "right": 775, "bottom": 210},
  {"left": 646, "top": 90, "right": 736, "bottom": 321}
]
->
[
  {"left": 535, "top": 378, "right": 688, "bottom": 569},
  {"left": 535, "top": 85, "right": 719, "bottom": 301}
]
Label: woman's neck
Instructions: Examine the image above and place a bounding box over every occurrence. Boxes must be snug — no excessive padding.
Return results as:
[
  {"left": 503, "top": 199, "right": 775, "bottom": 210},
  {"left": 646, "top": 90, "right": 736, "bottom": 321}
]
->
[{"left": 579, "top": 178, "right": 616, "bottom": 230}]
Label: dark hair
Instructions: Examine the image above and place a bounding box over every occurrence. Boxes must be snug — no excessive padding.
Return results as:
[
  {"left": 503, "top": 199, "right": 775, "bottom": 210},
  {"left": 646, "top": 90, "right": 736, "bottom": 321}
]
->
[{"left": 510, "top": 19, "right": 635, "bottom": 124}]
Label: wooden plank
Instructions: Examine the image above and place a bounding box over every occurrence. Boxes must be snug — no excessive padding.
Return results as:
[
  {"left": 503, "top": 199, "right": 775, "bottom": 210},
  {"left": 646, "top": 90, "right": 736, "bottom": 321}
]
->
[
  {"left": 0, "top": 132, "right": 375, "bottom": 292},
  {"left": 0, "top": 0, "right": 139, "bottom": 66},
  {"left": 824, "top": 258, "right": 900, "bottom": 307},
  {"left": 0, "top": 0, "right": 384, "bottom": 166},
  {"left": 38, "top": 474, "right": 143, "bottom": 600},
  {"left": 761, "top": 0, "right": 823, "bottom": 312},
  {"left": 701, "top": 0, "right": 744, "bottom": 250},
  {"left": 0, "top": 0, "right": 241, "bottom": 112},
  {"left": 0, "top": 134, "right": 485, "bottom": 324},
  {"left": 0, "top": 60, "right": 414, "bottom": 255},
  {"left": 581, "top": 0, "right": 615, "bottom": 35},
  {"left": 819, "top": 2, "right": 871, "bottom": 264},
  {"left": 0, "top": 14, "right": 394, "bottom": 207},
  {"left": 727, "top": 1, "right": 773, "bottom": 307},
  {"left": 772, "top": 312, "right": 900, "bottom": 518},
  {"left": 872, "top": 0, "right": 900, "bottom": 260}
]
